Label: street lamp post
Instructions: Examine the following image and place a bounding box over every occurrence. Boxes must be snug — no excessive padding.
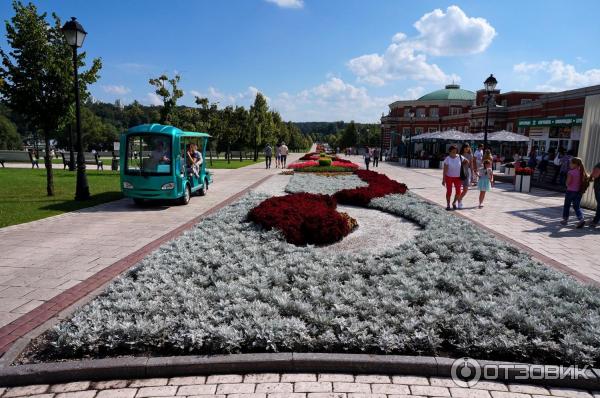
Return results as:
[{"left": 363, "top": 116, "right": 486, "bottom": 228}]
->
[
  {"left": 62, "top": 17, "right": 89, "bottom": 200},
  {"left": 406, "top": 111, "right": 415, "bottom": 167},
  {"left": 483, "top": 74, "right": 498, "bottom": 151},
  {"left": 379, "top": 124, "right": 384, "bottom": 161}
]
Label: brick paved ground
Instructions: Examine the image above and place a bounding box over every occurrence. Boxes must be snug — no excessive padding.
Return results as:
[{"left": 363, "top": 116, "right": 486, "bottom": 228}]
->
[
  {"left": 0, "top": 153, "right": 302, "bottom": 329},
  {"left": 1, "top": 373, "right": 598, "bottom": 398},
  {"left": 356, "top": 157, "right": 600, "bottom": 284}
]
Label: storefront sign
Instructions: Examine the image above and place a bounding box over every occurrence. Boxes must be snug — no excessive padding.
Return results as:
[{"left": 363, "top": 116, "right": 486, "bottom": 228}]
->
[{"left": 518, "top": 117, "right": 583, "bottom": 127}]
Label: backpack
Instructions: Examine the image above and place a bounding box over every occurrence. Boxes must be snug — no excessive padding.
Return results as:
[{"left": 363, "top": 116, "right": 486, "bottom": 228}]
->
[{"left": 580, "top": 173, "right": 590, "bottom": 194}]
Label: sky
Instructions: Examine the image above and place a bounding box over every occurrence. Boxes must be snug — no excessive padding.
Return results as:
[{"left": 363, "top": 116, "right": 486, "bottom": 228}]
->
[{"left": 2, "top": 0, "right": 600, "bottom": 122}]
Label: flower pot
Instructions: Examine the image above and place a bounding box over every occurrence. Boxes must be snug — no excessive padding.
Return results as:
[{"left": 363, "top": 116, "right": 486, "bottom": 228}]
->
[
  {"left": 514, "top": 174, "right": 531, "bottom": 192},
  {"left": 422, "top": 160, "right": 429, "bottom": 169},
  {"left": 494, "top": 161, "right": 502, "bottom": 171},
  {"left": 438, "top": 162, "right": 444, "bottom": 169},
  {"left": 506, "top": 167, "right": 515, "bottom": 176}
]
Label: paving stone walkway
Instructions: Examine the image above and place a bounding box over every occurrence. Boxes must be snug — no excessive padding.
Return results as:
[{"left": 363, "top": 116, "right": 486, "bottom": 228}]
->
[
  {"left": 0, "top": 154, "right": 302, "bottom": 330},
  {"left": 357, "top": 158, "right": 600, "bottom": 284},
  {"left": 1, "top": 373, "right": 598, "bottom": 398}
]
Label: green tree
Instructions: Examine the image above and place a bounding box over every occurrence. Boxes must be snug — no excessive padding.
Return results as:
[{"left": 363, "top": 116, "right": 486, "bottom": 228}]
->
[
  {"left": 149, "top": 74, "right": 183, "bottom": 124},
  {"left": 0, "top": 114, "right": 21, "bottom": 149},
  {"left": 339, "top": 120, "right": 358, "bottom": 149},
  {"left": 0, "top": 1, "right": 101, "bottom": 195},
  {"left": 249, "top": 92, "right": 269, "bottom": 161}
]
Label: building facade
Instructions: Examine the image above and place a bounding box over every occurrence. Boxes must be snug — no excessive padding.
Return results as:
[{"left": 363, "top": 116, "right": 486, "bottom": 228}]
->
[{"left": 380, "top": 83, "right": 600, "bottom": 157}]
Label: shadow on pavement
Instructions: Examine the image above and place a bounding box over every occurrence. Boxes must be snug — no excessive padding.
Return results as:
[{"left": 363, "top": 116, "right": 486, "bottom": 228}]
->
[{"left": 508, "top": 206, "right": 599, "bottom": 238}]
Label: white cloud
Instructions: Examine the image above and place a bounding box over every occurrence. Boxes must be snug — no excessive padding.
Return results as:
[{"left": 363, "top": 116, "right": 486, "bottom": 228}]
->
[
  {"left": 188, "top": 86, "right": 267, "bottom": 107},
  {"left": 102, "top": 85, "right": 131, "bottom": 95},
  {"left": 514, "top": 60, "right": 600, "bottom": 91},
  {"left": 412, "top": 5, "right": 496, "bottom": 56},
  {"left": 265, "top": 0, "right": 303, "bottom": 9},
  {"left": 145, "top": 92, "right": 162, "bottom": 106},
  {"left": 270, "top": 77, "right": 420, "bottom": 122},
  {"left": 347, "top": 5, "right": 495, "bottom": 86}
]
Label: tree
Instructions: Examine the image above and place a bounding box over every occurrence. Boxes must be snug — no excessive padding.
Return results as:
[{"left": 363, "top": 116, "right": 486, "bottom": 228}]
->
[
  {"left": 0, "top": 1, "right": 101, "bottom": 195},
  {"left": 0, "top": 114, "right": 21, "bottom": 149},
  {"left": 339, "top": 120, "right": 358, "bottom": 149},
  {"left": 149, "top": 74, "right": 183, "bottom": 125},
  {"left": 249, "top": 92, "right": 269, "bottom": 161}
]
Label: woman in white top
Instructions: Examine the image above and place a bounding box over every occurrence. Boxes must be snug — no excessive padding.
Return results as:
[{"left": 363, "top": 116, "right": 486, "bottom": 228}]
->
[{"left": 442, "top": 145, "right": 463, "bottom": 210}]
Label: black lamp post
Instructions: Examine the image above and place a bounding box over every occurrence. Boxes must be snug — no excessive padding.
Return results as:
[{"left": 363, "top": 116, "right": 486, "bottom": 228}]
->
[
  {"left": 62, "top": 17, "right": 89, "bottom": 200},
  {"left": 483, "top": 74, "right": 498, "bottom": 151},
  {"left": 406, "top": 111, "right": 415, "bottom": 167},
  {"left": 379, "top": 124, "right": 384, "bottom": 161}
]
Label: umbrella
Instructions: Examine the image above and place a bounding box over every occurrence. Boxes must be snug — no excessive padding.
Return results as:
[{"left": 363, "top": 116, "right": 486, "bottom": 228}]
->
[{"left": 487, "top": 130, "right": 529, "bottom": 142}]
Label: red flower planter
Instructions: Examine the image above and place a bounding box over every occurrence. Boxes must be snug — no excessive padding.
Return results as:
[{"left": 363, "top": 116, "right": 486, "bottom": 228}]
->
[
  {"left": 334, "top": 170, "right": 408, "bottom": 206},
  {"left": 248, "top": 193, "right": 354, "bottom": 245}
]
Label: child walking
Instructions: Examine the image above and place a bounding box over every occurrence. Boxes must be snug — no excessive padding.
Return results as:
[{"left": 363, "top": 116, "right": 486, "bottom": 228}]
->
[
  {"left": 477, "top": 159, "right": 493, "bottom": 208},
  {"left": 561, "top": 157, "right": 588, "bottom": 228}
]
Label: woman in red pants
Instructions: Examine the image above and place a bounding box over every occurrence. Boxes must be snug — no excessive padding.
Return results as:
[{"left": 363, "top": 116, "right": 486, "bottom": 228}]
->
[{"left": 442, "top": 145, "right": 463, "bottom": 210}]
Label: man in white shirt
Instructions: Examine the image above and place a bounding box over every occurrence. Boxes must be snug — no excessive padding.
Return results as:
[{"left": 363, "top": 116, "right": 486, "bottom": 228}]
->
[
  {"left": 279, "top": 142, "right": 289, "bottom": 167},
  {"left": 473, "top": 144, "right": 484, "bottom": 183}
]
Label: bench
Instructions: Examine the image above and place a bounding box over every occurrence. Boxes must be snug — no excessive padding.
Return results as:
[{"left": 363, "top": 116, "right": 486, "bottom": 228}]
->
[
  {"left": 58, "top": 152, "right": 103, "bottom": 170},
  {"left": 0, "top": 150, "right": 40, "bottom": 168}
]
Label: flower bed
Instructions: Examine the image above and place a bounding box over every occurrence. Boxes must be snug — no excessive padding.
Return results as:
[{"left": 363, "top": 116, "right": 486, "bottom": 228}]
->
[
  {"left": 290, "top": 152, "right": 359, "bottom": 172},
  {"left": 334, "top": 170, "right": 408, "bottom": 206},
  {"left": 515, "top": 167, "right": 534, "bottom": 175},
  {"left": 285, "top": 173, "right": 368, "bottom": 195},
  {"left": 248, "top": 193, "right": 356, "bottom": 245},
  {"left": 27, "top": 190, "right": 600, "bottom": 366}
]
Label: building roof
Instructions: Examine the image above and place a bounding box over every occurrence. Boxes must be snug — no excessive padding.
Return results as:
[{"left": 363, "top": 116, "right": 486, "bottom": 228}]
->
[{"left": 417, "top": 84, "right": 476, "bottom": 101}]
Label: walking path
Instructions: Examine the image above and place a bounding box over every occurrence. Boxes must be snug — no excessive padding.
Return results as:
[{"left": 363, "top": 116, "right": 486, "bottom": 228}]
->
[
  {"left": 358, "top": 157, "right": 600, "bottom": 284},
  {"left": 0, "top": 154, "right": 301, "bottom": 331},
  {"left": 1, "top": 372, "right": 597, "bottom": 398}
]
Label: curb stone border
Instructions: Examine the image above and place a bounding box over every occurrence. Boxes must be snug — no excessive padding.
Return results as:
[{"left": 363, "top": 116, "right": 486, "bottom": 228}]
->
[{"left": 0, "top": 353, "right": 599, "bottom": 389}]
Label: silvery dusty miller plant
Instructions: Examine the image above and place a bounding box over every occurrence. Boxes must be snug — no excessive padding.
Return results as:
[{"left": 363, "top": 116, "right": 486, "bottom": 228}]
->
[{"left": 41, "top": 175, "right": 600, "bottom": 367}]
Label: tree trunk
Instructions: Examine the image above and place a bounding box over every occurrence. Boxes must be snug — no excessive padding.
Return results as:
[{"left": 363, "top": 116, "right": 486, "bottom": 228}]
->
[
  {"left": 227, "top": 141, "right": 231, "bottom": 164},
  {"left": 44, "top": 130, "right": 54, "bottom": 196},
  {"left": 239, "top": 147, "right": 242, "bottom": 162}
]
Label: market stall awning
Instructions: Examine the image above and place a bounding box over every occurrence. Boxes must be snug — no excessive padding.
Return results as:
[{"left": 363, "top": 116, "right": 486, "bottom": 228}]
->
[
  {"left": 411, "top": 130, "right": 475, "bottom": 141},
  {"left": 485, "top": 130, "right": 530, "bottom": 142}
]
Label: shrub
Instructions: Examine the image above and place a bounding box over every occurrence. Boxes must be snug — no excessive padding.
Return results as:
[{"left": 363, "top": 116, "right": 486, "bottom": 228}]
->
[
  {"left": 248, "top": 193, "right": 354, "bottom": 245},
  {"left": 334, "top": 170, "right": 408, "bottom": 206},
  {"left": 295, "top": 166, "right": 358, "bottom": 173},
  {"left": 319, "top": 158, "right": 332, "bottom": 167}
]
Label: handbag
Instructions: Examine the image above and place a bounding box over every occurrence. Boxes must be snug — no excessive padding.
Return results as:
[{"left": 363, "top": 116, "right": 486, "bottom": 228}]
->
[
  {"left": 553, "top": 155, "right": 561, "bottom": 166},
  {"left": 459, "top": 155, "right": 467, "bottom": 180}
]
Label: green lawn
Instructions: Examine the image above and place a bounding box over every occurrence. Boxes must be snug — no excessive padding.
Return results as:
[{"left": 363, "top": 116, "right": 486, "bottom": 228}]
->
[
  {"left": 207, "top": 157, "right": 264, "bottom": 169},
  {"left": 0, "top": 168, "right": 122, "bottom": 228}
]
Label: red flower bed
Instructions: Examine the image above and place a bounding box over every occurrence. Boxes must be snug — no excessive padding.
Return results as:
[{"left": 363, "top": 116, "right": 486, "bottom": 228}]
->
[
  {"left": 288, "top": 160, "right": 318, "bottom": 169},
  {"left": 299, "top": 152, "right": 320, "bottom": 161},
  {"left": 515, "top": 167, "right": 534, "bottom": 176},
  {"left": 331, "top": 160, "right": 359, "bottom": 169},
  {"left": 334, "top": 170, "right": 408, "bottom": 206},
  {"left": 248, "top": 193, "right": 354, "bottom": 245}
]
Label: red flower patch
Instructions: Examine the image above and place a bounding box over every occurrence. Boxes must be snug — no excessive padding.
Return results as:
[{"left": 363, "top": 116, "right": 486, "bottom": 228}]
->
[
  {"left": 248, "top": 193, "right": 355, "bottom": 245},
  {"left": 288, "top": 160, "right": 319, "bottom": 169},
  {"left": 334, "top": 170, "right": 408, "bottom": 206},
  {"left": 331, "top": 160, "right": 359, "bottom": 169}
]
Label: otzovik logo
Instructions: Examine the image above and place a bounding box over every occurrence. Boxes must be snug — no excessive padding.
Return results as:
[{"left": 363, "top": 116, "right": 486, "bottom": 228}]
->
[{"left": 451, "top": 357, "right": 482, "bottom": 387}]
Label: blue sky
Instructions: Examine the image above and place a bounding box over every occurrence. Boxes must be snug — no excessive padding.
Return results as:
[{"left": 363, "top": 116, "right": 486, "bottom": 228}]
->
[{"left": 2, "top": 0, "right": 600, "bottom": 122}]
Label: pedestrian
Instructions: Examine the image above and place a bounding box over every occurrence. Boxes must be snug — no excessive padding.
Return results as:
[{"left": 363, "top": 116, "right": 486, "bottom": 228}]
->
[
  {"left": 474, "top": 144, "right": 484, "bottom": 183},
  {"left": 590, "top": 161, "right": 600, "bottom": 227},
  {"left": 551, "top": 148, "right": 563, "bottom": 184},
  {"left": 559, "top": 149, "right": 573, "bottom": 186},
  {"left": 477, "top": 159, "right": 494, "bottom": 208},
  {"left": 280, "top": 142, "right": 289, "bottom": 168},
  {"left": 528, "top": 146, "right": 538, "bottom": 170},
  {"left": 561, "top": 157, "right": 588, "bottom": 228},
  {"left": 442, "top": 145, "right": 463, "bottom": 211},
  {"left": 537, "top": 150, "right": 550, "bottom": 181},
  {"left": 364, "top": 147, "right": 371, "bottom": 170},
  {"left": 456, "top": 143, "right": 473, "bottom": 209},
  {"left": 483, "top": 149, "right": 493, "bottom": 163},
  {"left": 275, "top": 143, "right": 281, "bottom": 168},
  {"left": 372, "top": 148, "right": 379, "bottom": 167},
  {"left": 264, "top": 143, "right": 273, "bottom": 169}
]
